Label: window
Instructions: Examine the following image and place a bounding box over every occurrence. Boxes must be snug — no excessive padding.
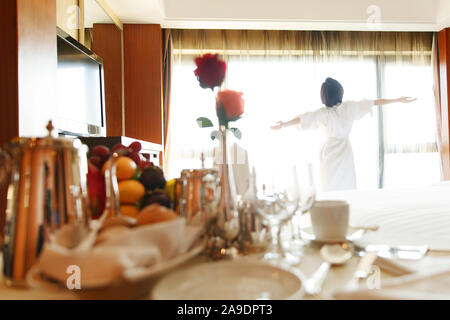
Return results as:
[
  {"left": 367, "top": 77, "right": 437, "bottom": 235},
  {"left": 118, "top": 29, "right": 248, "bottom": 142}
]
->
[
  {"left": 381, "top": 62, "right": 441, "bottom": 188},
  {"left": 166, "top": 37, "right": 440, "bottom": 191}
]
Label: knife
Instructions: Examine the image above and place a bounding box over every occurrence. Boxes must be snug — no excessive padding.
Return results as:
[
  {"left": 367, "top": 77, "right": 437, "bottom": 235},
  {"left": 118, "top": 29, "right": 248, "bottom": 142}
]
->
[
  {"left": 355, "top": 244, "right": 428, "bottom": 260},
  {"left": 347, "top": 252, "right": 378, "bottom": 290},
  {"left": 354, "top": 252, "right": 378, "bottom": 278}
]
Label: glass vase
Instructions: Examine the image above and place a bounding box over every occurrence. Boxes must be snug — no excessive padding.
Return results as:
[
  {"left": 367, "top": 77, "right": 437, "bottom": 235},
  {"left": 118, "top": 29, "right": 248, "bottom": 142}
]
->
[{"left": 206, "top": 126, "right": 240, "bottom": 259}]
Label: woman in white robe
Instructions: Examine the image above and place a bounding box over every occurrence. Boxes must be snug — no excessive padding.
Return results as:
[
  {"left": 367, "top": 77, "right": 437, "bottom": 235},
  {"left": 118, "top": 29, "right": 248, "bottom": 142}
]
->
[{"left": 271, "top": 78, "right": 416, "bottom": 192}]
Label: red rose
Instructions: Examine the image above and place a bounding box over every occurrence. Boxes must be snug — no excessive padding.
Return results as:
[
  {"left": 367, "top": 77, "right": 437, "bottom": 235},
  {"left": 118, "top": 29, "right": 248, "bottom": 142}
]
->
[
  {"left": 194, "top": 54, "right": 226, "bottom": 89},
  {"left": 216, "top": 90, "right": 245, "bottom": 122}
]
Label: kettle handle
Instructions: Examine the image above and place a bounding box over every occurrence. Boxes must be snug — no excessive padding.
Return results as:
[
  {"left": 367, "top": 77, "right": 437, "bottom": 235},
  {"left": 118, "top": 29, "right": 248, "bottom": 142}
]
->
[
  {"left": 102, "top": 149, "right": 129, "bottom": 219},
  {"left": 0, "top": 149, "right": 11, "bottom": 187}
]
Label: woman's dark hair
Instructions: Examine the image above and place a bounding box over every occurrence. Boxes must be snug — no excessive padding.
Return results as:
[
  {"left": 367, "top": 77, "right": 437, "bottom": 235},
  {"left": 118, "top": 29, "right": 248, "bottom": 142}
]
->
[{"left": 321, "top": 78, "right": 344, "bottom": 107}]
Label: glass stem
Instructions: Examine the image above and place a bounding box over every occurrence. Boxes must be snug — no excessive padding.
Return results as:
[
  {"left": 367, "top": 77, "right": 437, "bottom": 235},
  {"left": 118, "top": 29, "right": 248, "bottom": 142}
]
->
[
  {"left": 294, "top": 213, "right": 303, "bottom": 241},
  {"left": 268, "top": 223, "right": 283, "bottom": 255}
]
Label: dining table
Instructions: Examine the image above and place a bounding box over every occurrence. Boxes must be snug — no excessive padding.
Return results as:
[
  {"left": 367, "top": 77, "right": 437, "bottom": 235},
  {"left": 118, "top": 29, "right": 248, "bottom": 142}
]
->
[{"left": 0, "top": 182, "right": 450, "bottom": 300}]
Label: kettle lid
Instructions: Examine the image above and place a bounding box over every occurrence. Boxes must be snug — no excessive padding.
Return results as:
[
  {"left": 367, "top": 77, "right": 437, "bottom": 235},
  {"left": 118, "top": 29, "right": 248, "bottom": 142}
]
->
[{"left": 8, "top": 121, "right": 85, "bottom": 150}]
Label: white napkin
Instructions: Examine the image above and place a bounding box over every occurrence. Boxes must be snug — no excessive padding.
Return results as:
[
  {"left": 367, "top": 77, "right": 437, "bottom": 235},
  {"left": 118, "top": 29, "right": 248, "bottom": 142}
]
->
[
  {"left": 374, "top": 256, "right": 416, "bottom": 276},
  {"left": 34, "top": 219, "right": 203, "bottom": 288},
  {"left": 36, "top": 244, "right": 161, "bottom": 288},
  {"left": 333, "top": 256, "right": 450, "bottom": 300}
]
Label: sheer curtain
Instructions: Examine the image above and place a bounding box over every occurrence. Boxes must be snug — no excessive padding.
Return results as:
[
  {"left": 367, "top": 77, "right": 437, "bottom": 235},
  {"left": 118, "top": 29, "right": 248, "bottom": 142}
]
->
[
  {"left": 223, "top": 55, "right": 379, "bottom": 191},
  {"left": 165, "top": 29, "right": 439, "bottom": 191},
  {"left": 382, "top": 60, "right": 441, "bottom": 187}
]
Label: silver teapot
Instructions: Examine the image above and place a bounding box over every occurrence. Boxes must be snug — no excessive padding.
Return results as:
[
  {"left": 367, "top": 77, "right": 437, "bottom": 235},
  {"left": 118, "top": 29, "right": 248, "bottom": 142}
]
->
[
  {"left": 0, "top": 121, "right": 90, "bottom": 287},
  {"left": 176, "top": 169, "right": 219, "bottom": 226}
]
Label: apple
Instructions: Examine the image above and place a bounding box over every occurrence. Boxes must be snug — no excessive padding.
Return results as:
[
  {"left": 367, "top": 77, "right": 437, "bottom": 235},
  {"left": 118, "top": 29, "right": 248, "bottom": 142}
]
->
[
  {"left": 89, "top": 155, "right": 103, "bottom": 169},
  {"left": 92, "top": 145, "right": 111, "bottom": 162},
  {"left": 87, "top": 162, "right": 106, "bottom": 219}
]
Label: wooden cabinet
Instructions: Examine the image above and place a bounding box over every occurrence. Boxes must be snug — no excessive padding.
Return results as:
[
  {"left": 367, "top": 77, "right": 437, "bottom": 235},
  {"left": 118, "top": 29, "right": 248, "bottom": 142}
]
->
[
  {"left": 91, "top": 23, "right": 166, "bottom": 149},
  {"left": 0, "top": 0, "right": 58, "bottom": 241},
  {"left": 439, "top": 28, "right": 450, "bottom": 180},
  {"left": 92, "top": 23, "right": 124, "bottom": 137},
  {"left": 0, "top": 0, "right": 58, "bottom": 141},
  {"left": 123, "top": 24, "right": 164, "bottom": 147}
]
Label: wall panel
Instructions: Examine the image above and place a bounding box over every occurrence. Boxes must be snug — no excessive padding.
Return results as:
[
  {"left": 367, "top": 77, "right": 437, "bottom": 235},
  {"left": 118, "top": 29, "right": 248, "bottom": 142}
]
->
[
  {"left": 93, "top": 23, "right": 123, "bottom": 136},
  {"left": 123, "top": 24, "right": 163, "bottom": 146},
  {"left": 438, "top": 28, "right": 450, "bottom": 179}
]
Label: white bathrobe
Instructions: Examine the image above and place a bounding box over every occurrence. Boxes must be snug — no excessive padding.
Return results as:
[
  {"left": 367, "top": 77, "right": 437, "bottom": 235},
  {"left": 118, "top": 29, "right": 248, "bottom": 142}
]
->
[{"left": 297, "top": 100, "right": 374, "bottom": 192}]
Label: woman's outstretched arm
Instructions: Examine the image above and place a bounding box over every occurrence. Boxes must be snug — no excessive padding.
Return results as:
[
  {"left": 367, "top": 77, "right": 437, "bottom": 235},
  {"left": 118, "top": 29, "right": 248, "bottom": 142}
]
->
[
  {"left": 271, "top": 116, "right": 301, "bottom": 130},
  {"left": 374, "top": 97, "right": 417, "bottom": 106}
]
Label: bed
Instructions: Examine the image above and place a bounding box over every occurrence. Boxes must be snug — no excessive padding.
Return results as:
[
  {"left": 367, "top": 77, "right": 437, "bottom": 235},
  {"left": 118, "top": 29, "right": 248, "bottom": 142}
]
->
[{"left": 317, "top": 182, "right": 450, "bottom": 251}]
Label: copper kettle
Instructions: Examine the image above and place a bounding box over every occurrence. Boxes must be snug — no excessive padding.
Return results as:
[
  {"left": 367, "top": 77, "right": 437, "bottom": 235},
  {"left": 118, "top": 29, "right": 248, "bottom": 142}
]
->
[{"left": 0, "top": 121, "right": 90, "bottom": 287}]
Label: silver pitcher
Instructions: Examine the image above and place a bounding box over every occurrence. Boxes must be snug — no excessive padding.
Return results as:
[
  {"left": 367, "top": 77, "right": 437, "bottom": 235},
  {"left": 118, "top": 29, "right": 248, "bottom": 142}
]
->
[
  {"left": 0, "top": 121, "right": 90, "bottom": 287},
  {"left": 177, "top": 169, "right": 219, "bottom": 226},
  {"left": 237, "top": 198, "right": 268, "bottom": 255}
]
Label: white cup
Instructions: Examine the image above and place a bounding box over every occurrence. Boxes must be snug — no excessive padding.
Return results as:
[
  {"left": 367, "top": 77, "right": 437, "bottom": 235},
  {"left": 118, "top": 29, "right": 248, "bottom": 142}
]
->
[{"left": 310, "top": 200, "right": 349, "bottom": 241}]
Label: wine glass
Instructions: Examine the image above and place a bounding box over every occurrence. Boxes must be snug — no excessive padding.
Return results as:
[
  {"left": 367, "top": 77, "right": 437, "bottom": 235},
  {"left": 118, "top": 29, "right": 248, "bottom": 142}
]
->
[
  {"left": 250, "top": 162, "right": 301, "bottom": 265},
  {"left": 284, "top": 162, "right": 316, "bottom": 257}
]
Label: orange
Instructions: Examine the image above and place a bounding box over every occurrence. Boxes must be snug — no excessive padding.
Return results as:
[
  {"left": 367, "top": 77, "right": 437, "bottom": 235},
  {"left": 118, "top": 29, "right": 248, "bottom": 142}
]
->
[
  {"left": 120, "top": 205, "right": 140, "bottom": 219},
  {"left": 102, "top": 156, "right": 137, "bottom": 181},
  {"left": 138, "top": 204, "right": 178, "bottom": 226},
  {"left": 118, "top": 180, "right": 145, "bottom": 204}
]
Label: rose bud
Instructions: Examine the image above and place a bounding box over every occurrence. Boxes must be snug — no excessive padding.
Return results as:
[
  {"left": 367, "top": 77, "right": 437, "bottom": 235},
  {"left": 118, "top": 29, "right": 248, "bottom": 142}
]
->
[
  {"left": 194, "top": 53, "right": 227, "bottom": 90},
  {"left": 216, "top": 90, "right": 245, "bottom": 122}
]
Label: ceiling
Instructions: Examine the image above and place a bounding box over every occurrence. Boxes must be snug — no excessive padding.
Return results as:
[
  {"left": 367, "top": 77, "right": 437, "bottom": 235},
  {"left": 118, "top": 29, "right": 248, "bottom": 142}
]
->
[
  {"left": 85, "top": 0, "right": 114, "bottom": 28},
  {"left": 103, "top": 0, "right": 450, "bottom": 31}
]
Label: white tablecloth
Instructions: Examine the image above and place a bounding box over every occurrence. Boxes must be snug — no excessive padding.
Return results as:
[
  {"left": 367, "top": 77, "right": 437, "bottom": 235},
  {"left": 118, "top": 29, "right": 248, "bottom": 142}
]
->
[
  {"left": 1, "top": 182, "right": 450, "bottom": 299},
  {"left": 317, "top": 182, "right": 450, "bottom": 251}
]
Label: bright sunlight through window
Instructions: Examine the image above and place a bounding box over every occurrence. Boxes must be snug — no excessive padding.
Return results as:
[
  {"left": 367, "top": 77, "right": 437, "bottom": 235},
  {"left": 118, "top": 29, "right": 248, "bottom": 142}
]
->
[{"left": 166, "top": 55, "right": 441, "bottom": 192}]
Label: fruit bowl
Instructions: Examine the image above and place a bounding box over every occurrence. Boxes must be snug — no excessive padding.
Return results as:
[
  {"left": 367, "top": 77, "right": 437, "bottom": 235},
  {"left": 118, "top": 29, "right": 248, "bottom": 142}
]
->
[
  {"left": 26, "top": 241, "right": 205, "bottom": 299},
  {"left": 29, "top": 142, "right": 205, "bottom": 299},
  {"left": 87, "top": 141, "right": 174, "bottom": 222},
  {"left": 27, "top": 218, "right": 206, "bottom": 299},
  {"left": 99, "top": 218, "right": 186, "bottom": 261}
]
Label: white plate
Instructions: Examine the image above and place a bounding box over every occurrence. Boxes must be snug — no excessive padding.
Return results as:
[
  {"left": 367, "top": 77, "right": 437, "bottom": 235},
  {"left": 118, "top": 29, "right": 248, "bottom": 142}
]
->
[
  {"left": 300, "top": 226, "right": 366, "bottom": 243},
  {"left": 152, "top": 260, "right": 305, "bottom": 300},
  {"left": 27, "top": 240, "right": 206, "bottom": 291}
]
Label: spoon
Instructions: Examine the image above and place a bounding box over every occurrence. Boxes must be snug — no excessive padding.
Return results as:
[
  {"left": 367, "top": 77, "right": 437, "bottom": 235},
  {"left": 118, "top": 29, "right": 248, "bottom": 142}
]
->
[{"left": 304, "top": 243, "right": 354, "bottom": 296}]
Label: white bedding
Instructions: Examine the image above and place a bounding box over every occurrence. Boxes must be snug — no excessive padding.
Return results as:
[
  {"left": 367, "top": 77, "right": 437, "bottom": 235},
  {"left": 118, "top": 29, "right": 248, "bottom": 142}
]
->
[{"left": 317, "top": 182, "right": 450, "bottom": 251}]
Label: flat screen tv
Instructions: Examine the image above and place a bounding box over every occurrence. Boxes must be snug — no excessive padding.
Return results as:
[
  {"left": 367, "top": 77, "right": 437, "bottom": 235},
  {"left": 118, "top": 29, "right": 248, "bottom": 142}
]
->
[{"left": 56, "top": 27, "right": 106, "bottom": 137}]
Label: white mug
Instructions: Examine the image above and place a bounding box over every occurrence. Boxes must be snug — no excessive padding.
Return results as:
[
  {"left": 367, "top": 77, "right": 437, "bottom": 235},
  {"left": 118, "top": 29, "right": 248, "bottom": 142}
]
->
[{"left": 310, "top": 200, "right": 349, "bottom": 241}]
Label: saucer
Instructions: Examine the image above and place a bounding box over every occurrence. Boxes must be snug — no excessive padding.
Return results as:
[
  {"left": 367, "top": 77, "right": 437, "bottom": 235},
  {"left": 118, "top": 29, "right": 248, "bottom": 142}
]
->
[{"left": 300, "top": 226, "right": 366, "bottom": 243}]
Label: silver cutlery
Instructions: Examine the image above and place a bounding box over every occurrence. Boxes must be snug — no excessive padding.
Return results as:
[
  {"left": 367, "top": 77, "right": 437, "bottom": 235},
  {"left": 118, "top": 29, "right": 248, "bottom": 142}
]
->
[
  {"left": 355, "top": 244, "right": 428, "bottom": 260},
  {"left": 347, "top": 251, "right": 378, "bottom": 290},
  {"left": 304, "top": 244, "right": 353, "bottom": 296},
  {"left": 350, "top": 225, "right": 380, "bottom": 232}
]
